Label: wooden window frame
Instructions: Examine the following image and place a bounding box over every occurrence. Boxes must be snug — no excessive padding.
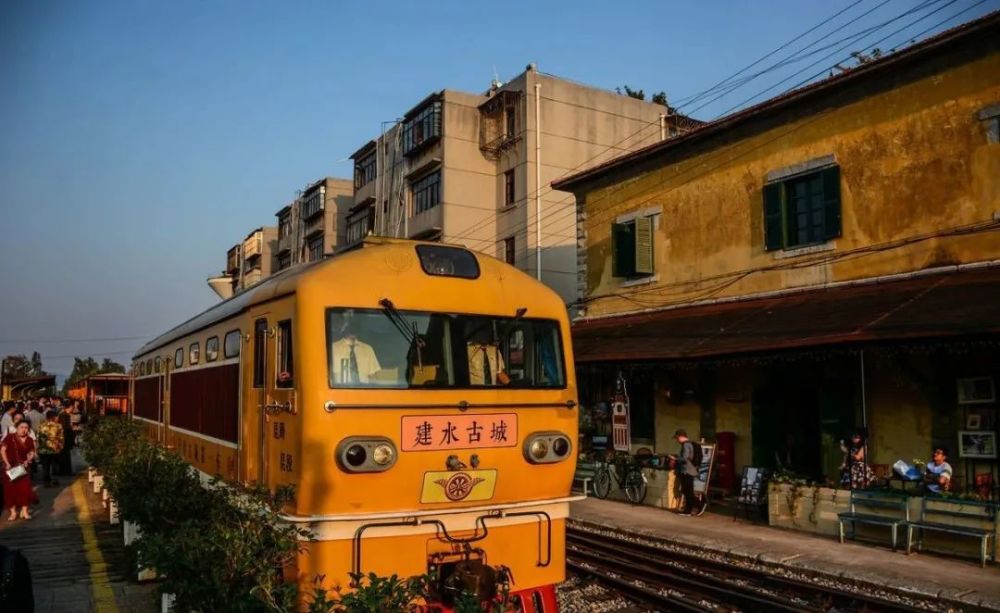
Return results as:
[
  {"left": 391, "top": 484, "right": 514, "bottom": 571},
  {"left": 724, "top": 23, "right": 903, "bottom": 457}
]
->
[
  {"left": 504, "top": 169, "right": 516, "bottom": 207},
  {"left": 276, "top": 319, "right": 294, "bottom": 389},
  {"left": 611, "top": 216, "right": 655, "bottom": 279},
  {"left": 764, "top": 164, "right": 841, "bottom": 251}
]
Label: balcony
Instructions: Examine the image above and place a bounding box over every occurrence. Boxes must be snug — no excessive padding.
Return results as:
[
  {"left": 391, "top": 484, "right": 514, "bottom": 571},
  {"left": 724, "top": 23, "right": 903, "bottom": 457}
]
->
[
  {"left": 243, "top": 233, "right": 262, "bottom": 259},
  {"left": 301, "top": 191, "right": 325, "bottom": 221},
  {"left": 243, "top": 269, "right": 263, "bottom": 287},
  {"left": 304, "top": 213, "right": 325, "bottom": 238},
  {"left": 226, "top": 246, "right": 241, "bottom": 274},
  {"left": 277, "top": 234, "right": 292, "bottom": 254}
]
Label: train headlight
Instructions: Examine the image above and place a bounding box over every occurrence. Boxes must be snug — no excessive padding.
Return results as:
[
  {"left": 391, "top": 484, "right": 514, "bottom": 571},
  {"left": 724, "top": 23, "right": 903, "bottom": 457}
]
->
[
  {"left": 523, "top": 432, "right": 573, "bottom": 464},
  {"left": 337, "top": 437, "right": 398, "bottom": 473},
  {"left": 372, "top": 443, "right": 395, "bottom": 466},
  {"left": 529, "top": 439, "right": 549, "bottom": 460}
]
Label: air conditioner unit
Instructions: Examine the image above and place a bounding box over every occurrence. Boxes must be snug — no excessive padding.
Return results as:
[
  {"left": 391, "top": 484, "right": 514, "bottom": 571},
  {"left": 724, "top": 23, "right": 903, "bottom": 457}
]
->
[{"left": 957, "top": 377, "right": 996, "bottom": 404}]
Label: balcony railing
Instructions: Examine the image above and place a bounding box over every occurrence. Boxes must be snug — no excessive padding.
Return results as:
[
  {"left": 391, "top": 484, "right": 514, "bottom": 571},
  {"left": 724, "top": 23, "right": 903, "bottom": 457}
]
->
[
  {"left": 244, "top": 269, "right": 263, "bottom": 287},
  {"left": 304, "top": 214, "right": 325, "bottom": 238},
  {"left": 277, "top": 234, "right": 292, "bottom": 254}
]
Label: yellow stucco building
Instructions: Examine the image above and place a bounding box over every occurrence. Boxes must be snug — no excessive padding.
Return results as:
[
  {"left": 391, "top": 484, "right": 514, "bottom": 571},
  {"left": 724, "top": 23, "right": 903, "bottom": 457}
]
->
[{"left": 555, "top": 14, "right": 1000, "bottom": 492}]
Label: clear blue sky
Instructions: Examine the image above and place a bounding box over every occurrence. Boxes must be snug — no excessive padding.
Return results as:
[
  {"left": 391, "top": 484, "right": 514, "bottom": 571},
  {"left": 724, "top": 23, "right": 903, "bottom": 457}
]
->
[{"left": 1, "top": 0, "right": 995, "bottom": 378}]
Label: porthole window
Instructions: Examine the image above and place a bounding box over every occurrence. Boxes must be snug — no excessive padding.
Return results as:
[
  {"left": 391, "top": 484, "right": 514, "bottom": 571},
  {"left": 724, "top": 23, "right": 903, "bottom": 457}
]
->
[
  {"left": 224, "top": 330, "right": 241, "bottom": 359},
  {"left": 154, "top": 356, "right": 161, "bottom": 373},
  {"left": 175, "top": 348, "right": 184, "bottom": 368},
  {"left": 206, "top": 336, "right": 219, "bottom": 362},
  {"left": 190, "top": 342, "right": 200, "bottom": 365}
]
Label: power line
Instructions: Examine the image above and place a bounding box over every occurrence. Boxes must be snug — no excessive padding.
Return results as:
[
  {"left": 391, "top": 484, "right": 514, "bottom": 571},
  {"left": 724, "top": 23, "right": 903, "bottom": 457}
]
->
[{"left": 0, "top": 335, "right": 148, "bottom": 344}]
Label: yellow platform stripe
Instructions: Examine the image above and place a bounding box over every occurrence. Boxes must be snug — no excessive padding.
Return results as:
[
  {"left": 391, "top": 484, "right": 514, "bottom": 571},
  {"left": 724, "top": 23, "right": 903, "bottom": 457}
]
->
[{"left": 72, "top": 478, "right": 120, "bottom": 613}]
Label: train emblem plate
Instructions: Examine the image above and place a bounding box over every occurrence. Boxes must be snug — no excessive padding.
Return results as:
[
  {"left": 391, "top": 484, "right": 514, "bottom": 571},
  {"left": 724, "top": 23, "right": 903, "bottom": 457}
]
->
[{"left": 420, "top": 470, "right": 497, "bottom": 503}]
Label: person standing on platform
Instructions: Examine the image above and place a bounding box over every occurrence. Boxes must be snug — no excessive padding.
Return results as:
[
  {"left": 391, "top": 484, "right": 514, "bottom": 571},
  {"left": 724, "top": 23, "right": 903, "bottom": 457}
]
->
[
  {"left": 673, "top": 429, "right": 704, "bottom": 516},
  {"left": 57, "top": 404, "right": 75, "bottom": 476},
  {"left": 1, "top": 420, "right": 39, "bottom": 520},
  {"left": 25, "top": 402, "right": 44, "bottom": 438},
  {"left": 37, "top": 411, "right": 64, "bottom": 488},
  {"left": 0, "top": 402, "right": 15, "bottom": 438},
  {"left": 840, "top": 430, "right": 875, "bottom": 489}
]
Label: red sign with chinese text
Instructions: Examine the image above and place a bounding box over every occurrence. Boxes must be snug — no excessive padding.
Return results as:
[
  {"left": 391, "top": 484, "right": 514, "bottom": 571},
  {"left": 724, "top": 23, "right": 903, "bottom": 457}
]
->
[{"left": 401, "top": 414, "right": 518, "bottom": 451}]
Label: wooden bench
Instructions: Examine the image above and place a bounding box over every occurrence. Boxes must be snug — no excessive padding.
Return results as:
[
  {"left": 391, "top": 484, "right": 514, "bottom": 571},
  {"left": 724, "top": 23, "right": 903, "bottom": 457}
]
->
[
  {"left": 838, "top": 489, "right": 910, "bottom": 550},
  {"left": 906, "top": 497, "right": 997, "bottom": 567},
  {"left": 573, "top": 462, "right": 596, "bottom": 495}
]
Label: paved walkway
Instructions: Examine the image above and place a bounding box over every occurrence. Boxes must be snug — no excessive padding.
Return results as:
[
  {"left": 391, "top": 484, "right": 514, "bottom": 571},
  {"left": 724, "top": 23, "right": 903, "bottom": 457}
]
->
[
  {"left": 0, "top": 453, "right": 158, "bottom": 612},
  {"left": 571, "top": 497, "right": 1000, "bottom": 610}
]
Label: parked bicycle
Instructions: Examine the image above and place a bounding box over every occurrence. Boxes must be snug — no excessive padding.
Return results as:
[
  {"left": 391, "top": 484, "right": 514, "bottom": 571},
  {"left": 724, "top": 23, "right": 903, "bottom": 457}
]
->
[{"left": 592, "top": 453, "right": 648, "bottom": 504}]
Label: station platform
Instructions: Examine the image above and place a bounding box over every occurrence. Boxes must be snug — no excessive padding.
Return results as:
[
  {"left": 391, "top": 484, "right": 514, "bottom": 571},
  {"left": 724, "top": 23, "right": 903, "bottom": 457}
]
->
[
  {"left": 0, "top": 453, "right": 157, "bottom": 612},
  {"left": 570, "top": 496, "right": 1000, "bottom": 610}
]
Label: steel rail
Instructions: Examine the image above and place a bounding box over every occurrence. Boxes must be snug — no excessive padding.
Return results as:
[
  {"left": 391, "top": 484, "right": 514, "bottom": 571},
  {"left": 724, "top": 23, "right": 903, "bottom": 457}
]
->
[{"left": 567, "top": 527, "right": 929, "bottom": 612}]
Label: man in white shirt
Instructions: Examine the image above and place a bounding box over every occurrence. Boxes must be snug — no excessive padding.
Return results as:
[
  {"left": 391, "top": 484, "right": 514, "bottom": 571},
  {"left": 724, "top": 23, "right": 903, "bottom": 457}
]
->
[{"left": 330, "top": 336, "right": 381, "bottom": 385}]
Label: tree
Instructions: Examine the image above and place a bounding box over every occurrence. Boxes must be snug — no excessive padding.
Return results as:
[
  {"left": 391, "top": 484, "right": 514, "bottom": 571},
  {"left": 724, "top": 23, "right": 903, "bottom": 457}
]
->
[
  {"left": 62, "top": 356, "right": 126, "bottom": 395},
  {"left": 616, "top": 85, "right": 645, "bottom": 100},
  {"left": 651, "top": 91, "right": 668, "bottom": 106},
  {"left": 2, "top": 354, "right": 37, "bottom": 379}
]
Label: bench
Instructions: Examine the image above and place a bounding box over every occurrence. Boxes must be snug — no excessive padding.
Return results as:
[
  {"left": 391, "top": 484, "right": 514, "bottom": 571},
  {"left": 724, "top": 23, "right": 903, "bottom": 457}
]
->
[
  {"left": 573, "top": 462, "right": 597, "bottom": 495},
  {"left": 906, "top": 497, "right": 997, "bottom": 567},
  {"left": 838, "top": 489, "right": 910, "bottom": 550}
]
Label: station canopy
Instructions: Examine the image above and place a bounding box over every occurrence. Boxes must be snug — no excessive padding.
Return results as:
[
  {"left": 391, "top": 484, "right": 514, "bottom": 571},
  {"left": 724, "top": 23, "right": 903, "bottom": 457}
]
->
[{"left": 572, "top": 267, "right": 1000, "bottom": 362}]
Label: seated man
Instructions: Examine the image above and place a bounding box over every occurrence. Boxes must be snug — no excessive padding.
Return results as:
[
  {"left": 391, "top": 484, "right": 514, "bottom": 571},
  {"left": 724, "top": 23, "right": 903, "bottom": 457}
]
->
[
  {"left": 924, "top": 446, "right": 952, "bottom": 493},
  {"left": 466, "top": 329, "right": 509, "bottom": 386},
  {"left": 330, "top": 323, "right": 381, "bottom": 385}
]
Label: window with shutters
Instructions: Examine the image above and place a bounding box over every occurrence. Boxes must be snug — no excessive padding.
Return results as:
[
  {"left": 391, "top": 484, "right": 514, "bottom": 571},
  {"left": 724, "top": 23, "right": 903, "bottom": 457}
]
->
[
  {"left": 611, "top": 215, "right": 655, "bottom": 279},
  {"left": 763, "top": 165, "right": 841, "bottom": 251}
]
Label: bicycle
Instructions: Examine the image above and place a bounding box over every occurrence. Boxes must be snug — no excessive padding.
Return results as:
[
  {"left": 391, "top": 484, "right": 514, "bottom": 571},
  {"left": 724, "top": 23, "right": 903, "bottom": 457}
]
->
[{"left": 591, "top": 453, "right": 648, "bottom": 504}]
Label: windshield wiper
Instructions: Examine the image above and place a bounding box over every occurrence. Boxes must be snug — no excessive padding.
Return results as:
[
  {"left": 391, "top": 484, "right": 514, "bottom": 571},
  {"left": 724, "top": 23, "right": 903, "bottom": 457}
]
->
[{"left": 378, "top": 298, "right": 424, "bottom": 348}]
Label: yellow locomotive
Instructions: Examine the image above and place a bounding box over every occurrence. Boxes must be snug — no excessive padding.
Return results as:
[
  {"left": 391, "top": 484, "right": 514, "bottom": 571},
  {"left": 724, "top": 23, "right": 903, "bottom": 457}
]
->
[{"left": 131, "top": 239, "right": 577, "bottom": 610}]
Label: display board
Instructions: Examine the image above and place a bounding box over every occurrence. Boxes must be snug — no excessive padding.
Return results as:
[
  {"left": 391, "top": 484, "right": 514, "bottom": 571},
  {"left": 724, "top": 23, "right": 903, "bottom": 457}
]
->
[{"left": 693, "top": 443, "right": 716, "bottom": 494}]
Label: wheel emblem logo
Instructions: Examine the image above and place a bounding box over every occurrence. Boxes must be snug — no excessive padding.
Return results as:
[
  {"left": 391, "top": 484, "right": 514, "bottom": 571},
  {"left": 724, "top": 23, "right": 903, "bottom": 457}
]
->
[{"left": 435, "top": 472, "right": 485, "bottom": 501}]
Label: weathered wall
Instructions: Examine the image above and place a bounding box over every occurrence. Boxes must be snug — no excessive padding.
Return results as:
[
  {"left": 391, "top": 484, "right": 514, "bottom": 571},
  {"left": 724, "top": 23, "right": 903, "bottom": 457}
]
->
[{"left": 577, "top": 42, "right": 1000, "bottom": 318}]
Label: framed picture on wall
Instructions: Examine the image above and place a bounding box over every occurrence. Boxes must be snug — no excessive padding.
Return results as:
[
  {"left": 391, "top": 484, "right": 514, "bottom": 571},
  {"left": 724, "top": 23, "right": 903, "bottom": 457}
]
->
[
  {"left": 967, "top": 413, "right": 982, "bottom": 430},
  {"left": 958, "top": 431, "right": 997, "bottom": 459},
  {"left": 957, "top": 377, "right": 996, "bottom": 404}
]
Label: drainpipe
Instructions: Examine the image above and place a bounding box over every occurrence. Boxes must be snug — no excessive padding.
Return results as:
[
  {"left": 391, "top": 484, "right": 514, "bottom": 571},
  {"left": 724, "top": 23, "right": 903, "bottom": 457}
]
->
[
  {"left": 534, "top": 80, "right": 542, "bottom": 281},
  {"left": 659, "top": 113, "right": 667, "bottom": 140}
]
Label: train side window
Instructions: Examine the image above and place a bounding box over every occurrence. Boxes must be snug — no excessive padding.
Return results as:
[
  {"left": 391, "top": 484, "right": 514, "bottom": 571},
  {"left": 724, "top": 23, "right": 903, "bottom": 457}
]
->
[
  {"left": 205, "top": 336, "right": 219, "bottom": 362},
  {"left": 146, "top": 359, "right": 153, "bottom": 374},
  {"left": 224, "top": 329, "right": 241, "bottom": 358},
  {"left": 189, "top": 342, "right": 200, "bottom": 365},
  {"left": 175, "top": 348, "right": 184, "bottom": 368},
  {"left": 139, "top": 362, "right": 146, "bottom": 376},
  {"left": 276, "top": 320, "right": 293, "bottom": 388},
  {"left": 154, "top": 357, "right": 161, "bottom": 373},
  {"left": 253, "top": 319, "right": 267, "bottom": 388}
]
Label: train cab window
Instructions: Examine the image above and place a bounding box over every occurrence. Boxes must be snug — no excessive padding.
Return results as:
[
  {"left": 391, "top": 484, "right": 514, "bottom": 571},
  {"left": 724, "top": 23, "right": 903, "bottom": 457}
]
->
[
  {"left": 325, "top": 307, "right": 565, "bottom": 389},
  {"left": 189, "top": 342, "right": 200, "bottom": 365},
  {"left": 276, "top": 320, "right": 293, "bottom": 388},
  {"left": 253, "top": 319, "right": 267, "bottom": 388},
  {"left": 205, "top": 336, "right": 219, "bottom": 362},
  {"left": 175, "top": 348, "right": 184, "bottom": 368},
  {"left": 224, "top": 330, "right": 241, "bottom": 358},
  {"left": 154, "top": 357, "right": 161, "bottom": 373}
]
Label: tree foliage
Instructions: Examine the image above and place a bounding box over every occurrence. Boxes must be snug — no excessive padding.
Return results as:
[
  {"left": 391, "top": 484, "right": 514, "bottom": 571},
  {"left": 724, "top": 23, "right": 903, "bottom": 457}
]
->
[
  {"left": 62, "top": 356, "right": 126, "bottom": 394},
  {"left": 617, "top": 86, "right": 671, "bottom": 108},
  {"left": 1, "top": 353, "right": 46, "bottom": 380}
]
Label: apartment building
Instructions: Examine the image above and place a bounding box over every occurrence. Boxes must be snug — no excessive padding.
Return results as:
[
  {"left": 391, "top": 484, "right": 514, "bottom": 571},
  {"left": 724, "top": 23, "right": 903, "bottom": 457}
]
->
[
  {"left": 275, "top": 177, "right": 353, "bottom": 271},
  {"left": 345, "top": 65, "right": 695, "bottom": 304},
  {"left": 222, "top": 226, "right": 278, "bottom": 295}
]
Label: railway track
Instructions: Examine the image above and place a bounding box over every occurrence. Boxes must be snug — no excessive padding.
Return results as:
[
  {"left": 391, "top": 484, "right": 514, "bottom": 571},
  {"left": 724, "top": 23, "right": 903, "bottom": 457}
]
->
[{"left": 566, "top": 526, "right": 940, "bottom": 612}]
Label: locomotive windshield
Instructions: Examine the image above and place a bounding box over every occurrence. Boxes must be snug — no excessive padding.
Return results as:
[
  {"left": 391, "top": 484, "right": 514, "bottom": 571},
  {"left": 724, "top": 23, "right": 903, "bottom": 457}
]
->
[{"left": 325, "top": 307, "right": 565, "bottom": 389}]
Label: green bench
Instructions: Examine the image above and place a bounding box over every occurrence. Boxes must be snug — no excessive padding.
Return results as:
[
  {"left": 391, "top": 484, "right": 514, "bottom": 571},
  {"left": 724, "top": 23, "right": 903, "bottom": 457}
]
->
[
  {"left": 906, "top": 497, "right": 997, "bottom": 567},
  {"left": 838, "top": 489, "right": 910, "bottom": 550},
  {"left": 574, "top": 462, "right": 597, "bottom": 495}
]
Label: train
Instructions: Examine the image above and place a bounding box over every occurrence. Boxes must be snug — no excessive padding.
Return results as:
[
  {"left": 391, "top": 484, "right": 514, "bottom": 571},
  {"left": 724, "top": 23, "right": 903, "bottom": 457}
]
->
[{"left": 130, "top": 238, "right": 578, "bottom": 611}]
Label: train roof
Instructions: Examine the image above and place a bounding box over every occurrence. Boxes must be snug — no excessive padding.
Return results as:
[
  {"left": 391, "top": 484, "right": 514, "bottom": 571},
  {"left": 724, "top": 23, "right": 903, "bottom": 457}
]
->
[{"left": 134, "top": 239, "right": 563, "bottom": 359}]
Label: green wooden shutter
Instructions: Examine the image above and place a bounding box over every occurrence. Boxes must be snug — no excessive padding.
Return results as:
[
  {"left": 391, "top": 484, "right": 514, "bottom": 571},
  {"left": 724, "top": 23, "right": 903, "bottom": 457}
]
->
[
  {"left": 763, "top": 182, "right": 784, "bottom": 251},
  {"left": 634, "top": 216, "right": 653, "bottom": 275},
  {"left": 821, "top": 165, "right": 841, "bottom": 240},
  {"left": 612, "top": 222, "right": 636, "bottom": 277}
]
